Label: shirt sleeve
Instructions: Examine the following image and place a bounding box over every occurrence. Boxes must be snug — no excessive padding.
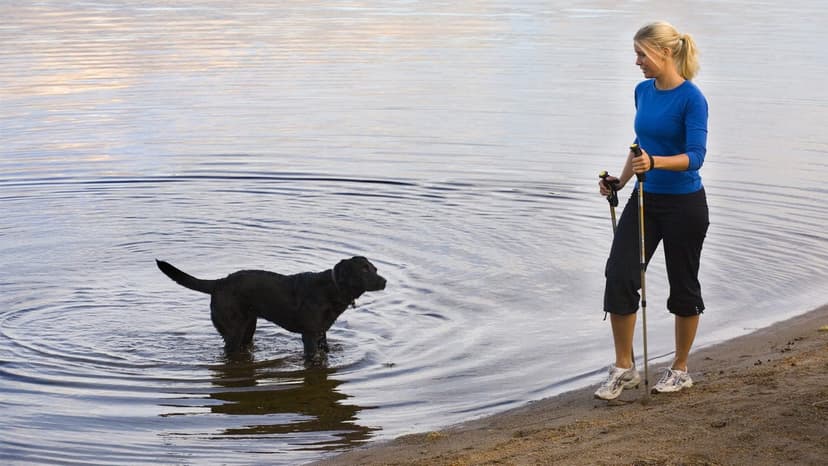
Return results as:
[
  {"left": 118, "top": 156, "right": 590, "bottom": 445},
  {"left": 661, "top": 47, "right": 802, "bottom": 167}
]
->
[{"left": 685, "top": 92, "right": 708, "bottom": 171}]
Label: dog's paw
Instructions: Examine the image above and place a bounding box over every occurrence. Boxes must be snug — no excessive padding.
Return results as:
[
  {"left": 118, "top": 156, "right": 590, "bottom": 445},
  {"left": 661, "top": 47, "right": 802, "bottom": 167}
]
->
[{"left": 305, "top": 352, "right": 328, "bottom": 368}]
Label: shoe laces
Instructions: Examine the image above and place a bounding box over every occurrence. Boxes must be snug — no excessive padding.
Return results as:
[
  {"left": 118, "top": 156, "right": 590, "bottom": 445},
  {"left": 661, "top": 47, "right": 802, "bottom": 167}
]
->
[{"left": 657, "top": 368, "right": 676, "bottom": 384}]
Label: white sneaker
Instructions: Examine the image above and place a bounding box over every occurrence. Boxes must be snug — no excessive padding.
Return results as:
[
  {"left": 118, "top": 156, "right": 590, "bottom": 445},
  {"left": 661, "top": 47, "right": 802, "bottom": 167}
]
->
[
  {"left": 594, "top": 365, "right": 641, "bottom": 400},
  {"left": 651, "top": 368, "right": 693, "bottom": 394}
]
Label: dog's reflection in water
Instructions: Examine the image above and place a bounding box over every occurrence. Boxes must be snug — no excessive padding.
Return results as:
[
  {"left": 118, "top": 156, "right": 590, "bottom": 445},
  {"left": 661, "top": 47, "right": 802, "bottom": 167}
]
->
[{"left": 208, "top": 352, "right": 377, "bottom": 447}]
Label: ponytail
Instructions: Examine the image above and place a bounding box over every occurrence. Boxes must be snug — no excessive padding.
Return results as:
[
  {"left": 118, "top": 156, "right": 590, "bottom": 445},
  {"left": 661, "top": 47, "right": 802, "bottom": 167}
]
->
[{"left": 676, "top": 33, "right": 700, "bottom": 80}]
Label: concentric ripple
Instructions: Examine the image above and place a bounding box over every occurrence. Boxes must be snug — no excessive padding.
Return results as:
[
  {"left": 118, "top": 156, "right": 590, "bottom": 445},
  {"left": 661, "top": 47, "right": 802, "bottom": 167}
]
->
[
  {"left": 2, "top": 168, "right": 826, "bottom": 464},
  {"left": 0, "top": 173, "right": 602, "bottom": 464}
]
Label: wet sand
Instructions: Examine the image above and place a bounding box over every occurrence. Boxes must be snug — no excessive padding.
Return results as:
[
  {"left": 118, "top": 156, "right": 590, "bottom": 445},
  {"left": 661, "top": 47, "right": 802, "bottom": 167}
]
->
[{"left": 315, "top": 304, "right": 828, "bottom": 465}]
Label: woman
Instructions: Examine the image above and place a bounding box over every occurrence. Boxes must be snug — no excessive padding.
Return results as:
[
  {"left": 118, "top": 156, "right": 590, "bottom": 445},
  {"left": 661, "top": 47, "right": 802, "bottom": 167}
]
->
[{"left": 595, "top": 21, "right": 709, "bottom": 400}]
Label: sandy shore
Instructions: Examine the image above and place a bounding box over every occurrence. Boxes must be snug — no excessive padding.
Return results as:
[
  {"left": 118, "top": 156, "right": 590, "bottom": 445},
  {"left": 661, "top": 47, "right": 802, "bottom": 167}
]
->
[{"left": 315, "top": 305, "right": 828, "bottom": 465}]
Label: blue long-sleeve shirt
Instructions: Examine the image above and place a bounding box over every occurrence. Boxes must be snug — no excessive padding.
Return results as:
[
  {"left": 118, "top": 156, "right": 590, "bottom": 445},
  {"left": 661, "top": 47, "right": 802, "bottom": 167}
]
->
[{"left": 634, "top": 79, "right": 708, "bottom": 194}]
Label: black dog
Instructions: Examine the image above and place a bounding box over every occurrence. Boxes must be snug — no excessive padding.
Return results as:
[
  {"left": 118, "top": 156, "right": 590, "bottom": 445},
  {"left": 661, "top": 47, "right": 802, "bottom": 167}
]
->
[{"left": 156, "top": 256, "right": 386, "bottom": 359}]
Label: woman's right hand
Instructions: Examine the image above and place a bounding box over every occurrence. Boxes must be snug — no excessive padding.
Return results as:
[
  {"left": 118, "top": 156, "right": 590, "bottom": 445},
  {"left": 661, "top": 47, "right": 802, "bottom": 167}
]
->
[{"left": 599, "top": 175, "right": 621, "bottom": 197}]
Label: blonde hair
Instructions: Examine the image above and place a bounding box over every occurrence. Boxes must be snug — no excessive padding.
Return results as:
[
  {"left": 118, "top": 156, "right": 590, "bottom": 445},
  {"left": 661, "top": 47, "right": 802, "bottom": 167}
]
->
[{"left": 634, "top": 21, "right": 700, "bottom": 80}]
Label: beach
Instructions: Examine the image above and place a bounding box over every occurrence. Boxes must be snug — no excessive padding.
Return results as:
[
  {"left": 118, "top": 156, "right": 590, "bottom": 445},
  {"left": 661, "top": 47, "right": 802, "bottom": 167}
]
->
[{"left": 316, "top": 305, "right": 828, "bottom": 465}]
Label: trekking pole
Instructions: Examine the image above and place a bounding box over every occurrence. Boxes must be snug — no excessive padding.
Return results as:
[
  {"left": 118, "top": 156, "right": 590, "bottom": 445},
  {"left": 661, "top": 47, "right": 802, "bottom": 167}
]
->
[
  {"left": 598, "top": 171, "right": 619, "bottom": 233},
  {"left": 599, "top": 170, "right": 635, "bottom": 368},
  {"left": 631, "top": 143, "right": 650, "bottom": 401}
]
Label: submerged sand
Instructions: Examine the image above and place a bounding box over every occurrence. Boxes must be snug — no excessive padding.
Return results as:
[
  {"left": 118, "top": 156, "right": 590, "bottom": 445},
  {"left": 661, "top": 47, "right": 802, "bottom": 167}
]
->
[{"left": 315, "top": 305, "right": 828, "bottom": 465}]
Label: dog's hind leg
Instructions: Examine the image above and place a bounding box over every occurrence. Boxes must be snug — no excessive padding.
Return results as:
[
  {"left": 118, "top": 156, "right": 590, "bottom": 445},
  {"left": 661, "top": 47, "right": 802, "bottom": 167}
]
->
[
  {"left": 240, "top": 317, "right": 257, "bottom": 348},
  {"left": 212, "top": 299, "right": 255, "bottom": 353},
  {"left": 221, "top": 316, "right": 256, "bottom": 353}
]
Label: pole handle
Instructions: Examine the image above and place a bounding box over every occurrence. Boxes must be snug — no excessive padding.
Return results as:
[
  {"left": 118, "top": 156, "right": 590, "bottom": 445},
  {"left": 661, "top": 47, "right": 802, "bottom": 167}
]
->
[
  {"left": 630, "top": 143, "right": 646, "bottom": 182},
  {"left": 598, "top": 170, "right": 619, "bottom": 207}
]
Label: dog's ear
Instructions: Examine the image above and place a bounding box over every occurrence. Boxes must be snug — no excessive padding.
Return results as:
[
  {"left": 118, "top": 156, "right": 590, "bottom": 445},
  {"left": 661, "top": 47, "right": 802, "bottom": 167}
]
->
[
  {"left": 336, "top": 258, "right": 363, "bottom": 286},
  {"left": 335, "top": 258, "right": 362, "bottom": 279}
]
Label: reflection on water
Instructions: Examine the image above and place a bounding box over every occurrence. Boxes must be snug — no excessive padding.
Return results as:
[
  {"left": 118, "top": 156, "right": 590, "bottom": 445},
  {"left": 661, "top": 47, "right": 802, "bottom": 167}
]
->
[
  {"left": 206, "top": 355, "right": 375, "bottom": 446},
  {"left": 1, "top": 1, "right": 827, "bottom": 465}
]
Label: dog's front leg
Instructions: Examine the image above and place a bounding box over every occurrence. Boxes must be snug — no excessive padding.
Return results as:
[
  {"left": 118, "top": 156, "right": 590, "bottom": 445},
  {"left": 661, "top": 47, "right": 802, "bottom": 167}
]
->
[
  {"left": 301, "top": 333, "right": 322, "bottom": 360},
  {"left": 318, "top": 333, "right": 329, "bottom": 353}
]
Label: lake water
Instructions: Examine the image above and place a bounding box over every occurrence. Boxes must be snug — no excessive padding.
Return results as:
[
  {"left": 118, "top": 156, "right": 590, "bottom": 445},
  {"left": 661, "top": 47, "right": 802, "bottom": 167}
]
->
[{"left": 2, "top": 1, "right": 826, "bottom": 464}]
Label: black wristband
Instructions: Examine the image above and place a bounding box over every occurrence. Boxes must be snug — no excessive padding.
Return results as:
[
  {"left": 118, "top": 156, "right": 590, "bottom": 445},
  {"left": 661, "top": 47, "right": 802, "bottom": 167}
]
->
[{"left": 648, "top": 154, "right": 655, "bottom": 171}]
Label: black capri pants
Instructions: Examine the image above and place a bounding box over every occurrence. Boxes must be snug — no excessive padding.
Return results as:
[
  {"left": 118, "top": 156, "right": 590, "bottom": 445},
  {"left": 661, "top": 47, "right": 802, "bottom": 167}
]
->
[{"left": 604, "top": 188, "right": 709, "bottom": 317}]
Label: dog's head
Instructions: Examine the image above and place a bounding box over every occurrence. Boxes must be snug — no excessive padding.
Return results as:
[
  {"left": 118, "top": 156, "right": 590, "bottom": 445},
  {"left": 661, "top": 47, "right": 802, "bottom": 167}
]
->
[{"left": 335, "top": 256, "right": 387, "bottom": 297}]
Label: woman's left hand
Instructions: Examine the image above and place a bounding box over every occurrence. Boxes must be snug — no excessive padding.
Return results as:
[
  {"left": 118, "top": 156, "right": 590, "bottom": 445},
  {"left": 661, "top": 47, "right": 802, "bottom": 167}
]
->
[{"left": 631, "top": 147, "right": 654, "bottom": 174}]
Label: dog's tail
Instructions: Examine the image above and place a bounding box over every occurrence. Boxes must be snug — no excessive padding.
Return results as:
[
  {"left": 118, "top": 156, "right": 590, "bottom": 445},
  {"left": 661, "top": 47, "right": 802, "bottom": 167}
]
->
[{"left": 156, "top": 259, "right": 217, "bottom": 294}]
